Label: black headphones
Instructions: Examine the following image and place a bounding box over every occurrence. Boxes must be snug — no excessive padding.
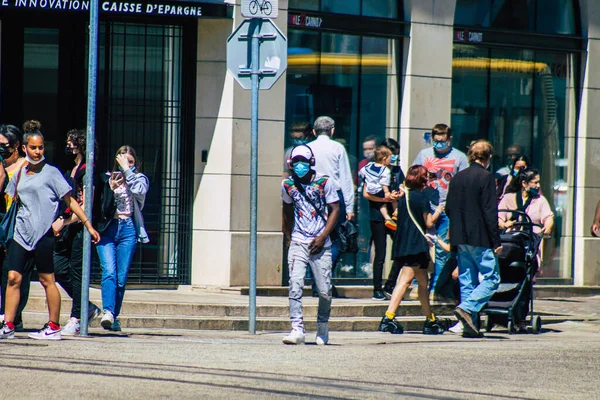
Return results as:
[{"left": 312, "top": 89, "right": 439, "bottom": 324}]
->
[{"left": 287, "top": 144, "right": 315, "bottom": 170}]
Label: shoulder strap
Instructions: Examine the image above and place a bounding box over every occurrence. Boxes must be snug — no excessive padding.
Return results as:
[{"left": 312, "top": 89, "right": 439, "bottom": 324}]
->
[
  {"left": 13, "top": 165, "right": 25, "bottom": 202},
  {"left": 405, "top": 189, "right": 427, "bottom": 238}
]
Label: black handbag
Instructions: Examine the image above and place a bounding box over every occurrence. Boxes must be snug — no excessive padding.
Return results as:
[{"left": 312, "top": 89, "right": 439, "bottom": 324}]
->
[{"left": 0, "top": 167, "right": 24, "bottom": 248}]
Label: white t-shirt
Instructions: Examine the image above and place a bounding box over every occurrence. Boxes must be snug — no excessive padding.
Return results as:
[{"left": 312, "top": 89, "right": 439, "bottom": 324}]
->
[
  {"left": 281, "top": 173, "right": 339, "bottom": 246},
  {"left": 358, "top": 162, "right": 391, "bottom": 195}
]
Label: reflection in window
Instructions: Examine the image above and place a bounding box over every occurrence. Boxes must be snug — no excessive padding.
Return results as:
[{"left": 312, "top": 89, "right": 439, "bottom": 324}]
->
[
  {"left": 362, "top": 0, "right": 399, "bottom": 18},
  {"left": 451, "top": 44, "right": 578, "bottom": 279},
  {"left": 286, "top": 29, "right": 399, "bottom": 279},
  {"left": 454, "top": 0, "right": 579, "bottom": 35},
  {"left": 288, "top": 0, "right": 319, "bottom": 11},
  {"left": 288, "top": 0, "right": 401, "bottom": 19},
  {"left": 321, "top": 0, "right": 360, "bottom": 15}
]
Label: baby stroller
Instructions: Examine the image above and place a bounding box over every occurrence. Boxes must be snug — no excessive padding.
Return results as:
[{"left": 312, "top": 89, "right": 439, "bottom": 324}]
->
[{"left": 482, "top": 210, "right": 543, "bottom": 334}]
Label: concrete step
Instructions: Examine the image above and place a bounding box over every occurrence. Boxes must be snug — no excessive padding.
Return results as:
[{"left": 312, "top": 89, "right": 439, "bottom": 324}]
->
[
  {"left": 22, "top": 297, "right": 455, "bottom": 318},
  {"left": 20, "top": 311, "right": 589, "bottom": 332},
  {"left": 229, "top": 285, "right": 600, "bottom": 299}
]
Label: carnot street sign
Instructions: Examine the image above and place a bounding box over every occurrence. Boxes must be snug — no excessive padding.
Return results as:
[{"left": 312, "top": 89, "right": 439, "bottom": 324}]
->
[
  {"left": 226, "top": 19, "right": 287, "bottom": 90},
  {"left": 241, "top": 0, "right": 278, "bottom": 19}
]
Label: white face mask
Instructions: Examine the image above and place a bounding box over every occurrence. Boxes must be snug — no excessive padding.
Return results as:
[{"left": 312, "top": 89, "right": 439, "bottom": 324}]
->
[{"left": 25, "top": 154, "right": 45, "bottom": 165}]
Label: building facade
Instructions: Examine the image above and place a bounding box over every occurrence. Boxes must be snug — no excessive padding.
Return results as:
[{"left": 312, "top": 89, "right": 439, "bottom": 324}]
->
[{"left": 3, "top": 0, "right": 599, "bottom": 287}]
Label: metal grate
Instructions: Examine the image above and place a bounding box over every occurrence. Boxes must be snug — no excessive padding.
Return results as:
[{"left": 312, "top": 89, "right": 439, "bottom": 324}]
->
[{"left": 91, "top": 21, "right": 192, "bottom": 285}]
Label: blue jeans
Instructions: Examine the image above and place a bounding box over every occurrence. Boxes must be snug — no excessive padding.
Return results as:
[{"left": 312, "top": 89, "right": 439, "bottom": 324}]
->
[
  {"left": 97, "top": 218, "right": 138, "bottom": 317},
  {"left": 430, "top": 211, "right": 450, "bottom": 292},
  {"left": 457, "top": 244, "right": 500, "bottom": 326}
]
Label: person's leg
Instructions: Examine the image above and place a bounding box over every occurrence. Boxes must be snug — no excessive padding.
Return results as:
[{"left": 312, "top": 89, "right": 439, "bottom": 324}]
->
[
  {"left": 287, "top": 242, "right": 308, "bottom": 334},
  {"left": 384, "top": 260, "right": 401, "bottom": 294},
  {"left": 430, "top": 212, "right": 450, "bottom": 292},
  {"left": 463, "top": 246, "right": 500, "bottom": 315},
  {"left": 386, "top": 267, "right": 414, "bottom": 315},
  {"left": 414, "top": 268, "right": 432, "bottom": 318},
  {"left": 309, "top": 245, "right": 332, "bottom": 344},
  {"left": 456, "top": 245, "right": 478, "bottom": 310},
  {"left": 1, "top": 251, "right": 7, "bottom": 315},
  {"left": 370, "top": 220, "right": 386, "bottom": 293},
  {"left": 97, "top": 221, "right": 118, "bottom": 314},
  {"left": 53, "top": 230, "right": 74, "bottom": 303},
  {"left": 4, "top": 241, "right": 29, "bottom": 324},
  {"left": 68, "top": 226, "right": 87, "bottom": 319},
  {"left": 34, "top": 235, "right": 61, "bottom": 325},
  {"left": 15, "top": 259, "right": 33, "bottom": 325},
  {"left": 330, "top": 190, "right": 347, "bottom": 273},
  {"left": 114, "top": 219, "right": 138, "bottom": 318}
]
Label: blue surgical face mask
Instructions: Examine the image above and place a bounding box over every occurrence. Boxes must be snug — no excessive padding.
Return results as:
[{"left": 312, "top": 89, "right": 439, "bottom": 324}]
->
[
  {"left": 390, "top": 154, "right": 398, "bottom": 164},
  {"left": 293, "top": 161, "right": 311, "bottom": 178},
  {"left": 527, "top": 187, "right": 540, "bottom": 197},
  {"left": 433, "top": 141, "right": 448, "bottom": 151},
  {"left": 512, "top": 169, "right": 519, "bottom": 177}
]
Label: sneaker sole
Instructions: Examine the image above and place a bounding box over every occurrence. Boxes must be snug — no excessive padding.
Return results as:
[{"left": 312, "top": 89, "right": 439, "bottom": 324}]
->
[
  {"left": 60, "top": 331, "right": 80, "bottom": 336},
  {"left": 282, "top": 337, "right": 305, "bottom": 345},
  {"left": 28, "top": 334, "right": 61, "bottom": 340},
  {"left": 101, "top": 319, "right": 114, "bottom": 330},
  {"left": 0, "top": 333, "right": 15, "bottom": 339},
  {"left": 454, "top": 309, "right": 479, "bottom": 337}
]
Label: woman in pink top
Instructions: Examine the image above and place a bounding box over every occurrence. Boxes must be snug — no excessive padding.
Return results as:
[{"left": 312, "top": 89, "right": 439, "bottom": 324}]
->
[{"left": 498, "top": 168, "right": 554, "bottom": 272}]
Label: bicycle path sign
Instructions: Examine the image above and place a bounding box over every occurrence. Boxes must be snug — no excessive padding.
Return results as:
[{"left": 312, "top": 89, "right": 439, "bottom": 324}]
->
[{"left": 241, "top": 0, "right": 278, "bottom": 19}]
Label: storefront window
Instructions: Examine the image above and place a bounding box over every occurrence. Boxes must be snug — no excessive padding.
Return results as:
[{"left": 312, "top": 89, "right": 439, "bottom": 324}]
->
[
  {"left": 288, "top": 0, "right": 401, "bottom": 19},
  {"left": 451, "top": 44, "right": 578, "bottom": 279},
  {"left": 286, "top": 29, "right": 400, "bottom": 279},
  {"left": 455, "top": 0, "right": 578, "bottom": 35}
]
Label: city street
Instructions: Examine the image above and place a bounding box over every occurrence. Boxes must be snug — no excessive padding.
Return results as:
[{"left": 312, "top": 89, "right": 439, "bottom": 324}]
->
[{"left": 0, "top": 321, "right": 598, "bottom": 399}]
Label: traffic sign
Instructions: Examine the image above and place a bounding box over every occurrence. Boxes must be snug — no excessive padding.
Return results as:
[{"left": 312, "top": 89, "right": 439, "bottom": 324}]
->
[
  {"left": 241, "top": 0, "right": 278, "bottom": 19},
  {"left": 226, "top": 19, "right": 287, "bottom": 90}
]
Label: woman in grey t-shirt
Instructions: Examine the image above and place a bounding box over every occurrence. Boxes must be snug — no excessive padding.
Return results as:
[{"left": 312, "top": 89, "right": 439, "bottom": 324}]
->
[{"left": 0, "top": 130, "right": 100, "bottom": 341}]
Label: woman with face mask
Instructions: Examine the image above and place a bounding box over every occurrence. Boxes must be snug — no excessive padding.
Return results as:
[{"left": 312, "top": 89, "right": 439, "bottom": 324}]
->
[
  {"left": 51, "top": 129, "right": 102, "bottom": 336},
  {"left": 496, "top": 155, "right": 530, "bottom": 201},
  {"left": 0, "top": 127, "right": 100, "bottom": 340},
  {"left": 498, "top": 168, "right": 554, "bottom": 265}
]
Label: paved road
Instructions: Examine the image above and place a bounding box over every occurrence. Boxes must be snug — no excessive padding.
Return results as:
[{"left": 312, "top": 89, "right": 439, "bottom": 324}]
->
[{"left": 1, "top": 321, "right": 599, "bottom": 399}]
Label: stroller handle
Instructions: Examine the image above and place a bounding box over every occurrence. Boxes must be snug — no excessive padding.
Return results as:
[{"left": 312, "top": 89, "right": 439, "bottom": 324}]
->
[{"left": 498, "top": 209, "right": 543, "bottom": 232}]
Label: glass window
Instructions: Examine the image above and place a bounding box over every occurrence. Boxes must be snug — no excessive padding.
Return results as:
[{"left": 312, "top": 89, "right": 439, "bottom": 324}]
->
[
  {"left": 286, "top": 29, "right": 400, "bottom": 279},
  {"left": 288, "top": 0, "right": 319, "bottom": 11},
  {"left": 362, "top": 0, "right": 399, "bottom": 18},
  {"left": 321, "top": 0, "right": 360, "bottom": 15},
  {"left": 455, "top": 0, "right": 579, "bottom": 35},
  {"left": 451, "top": 44, "right": 578, "bottom": 280}
]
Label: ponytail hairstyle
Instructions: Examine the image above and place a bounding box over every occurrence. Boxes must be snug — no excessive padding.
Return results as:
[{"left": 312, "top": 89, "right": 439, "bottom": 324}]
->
[
  {"left": 505, "top": 168, "right": 539, "bottom": 194},
  {"left": 0, "top": 124, "right": 24, "bottom": 156},
  {"left": 22, "top": 119, "right": 43, "bottom": 145}
]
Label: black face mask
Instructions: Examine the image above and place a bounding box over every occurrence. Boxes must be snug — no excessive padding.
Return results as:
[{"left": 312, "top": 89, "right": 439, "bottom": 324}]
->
[
  {"left": 65, "top": 147, "right": 77, "bottom": 156},
  {"left": 0, "top": 144, "right": 13, "bottom": 157}
]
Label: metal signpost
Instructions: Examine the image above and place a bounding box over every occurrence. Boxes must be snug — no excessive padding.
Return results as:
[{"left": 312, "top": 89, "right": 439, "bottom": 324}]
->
[
  {"left": 80, "top": 0, "right": 99, "bottom": 336},
  {"left": 227, "top": 4, "right": 286, "bottom": 334}
]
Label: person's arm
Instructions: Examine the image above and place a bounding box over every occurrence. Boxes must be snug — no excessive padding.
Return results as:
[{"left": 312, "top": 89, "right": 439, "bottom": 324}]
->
[
  {"left": 62, "top": 193, "right": 100, "bottom": 243},
  {"left": 538, "top": 196, "right": 555, "bottom": 236},
  {"left": 282, "top": 202, "right": 294, "bottom": 247},
  {"left": 424, "top": 204, "right": 444, "bottom": 229},
  {"left": 363, "top": 185, "right": 391, "bottom": 203},
  {"left": 591, "top": 200, "right": 600, "bottom": 237},
  {"left": 309, "top": 202, "right": 340, "bottom": 255},
  {"left": 0, "top": 163, "right": 6, "bottom": 193},
  {"left": 482, "top": 174, "right": 502, "bottom": 254},
  {"left": 338, "top": 149, "right": 355, "bottom": 219}
]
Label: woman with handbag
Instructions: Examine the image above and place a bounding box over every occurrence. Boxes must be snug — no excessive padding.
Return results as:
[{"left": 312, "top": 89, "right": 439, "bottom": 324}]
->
[
  {"left": 378, "top": 165, "right": 447, "bottom": 335},
  {"left": 96, "top": 146, "right": 149, "bottom": 332},
  {"left": 0, "top": 128, "right": 100, "bottom": 340}
]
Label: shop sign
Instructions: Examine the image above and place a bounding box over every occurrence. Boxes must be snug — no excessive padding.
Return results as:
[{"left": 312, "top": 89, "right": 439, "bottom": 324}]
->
[
  {"left": 454, "top": 29, "right": 483, "bottom": 43},
  {"left": 0, "top": 0, "right": 211, "bottom": 17},
  {"left": 288, "top": 12, "right": 322, "bottom": 29}
]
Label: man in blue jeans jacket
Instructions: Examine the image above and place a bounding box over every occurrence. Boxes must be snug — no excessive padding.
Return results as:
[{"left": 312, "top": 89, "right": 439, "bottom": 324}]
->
[{"left": 446, "top": 140, "right": 502, "bottom": 338}]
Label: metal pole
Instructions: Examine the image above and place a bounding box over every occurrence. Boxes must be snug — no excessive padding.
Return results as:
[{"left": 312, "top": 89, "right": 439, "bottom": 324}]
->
[
  {"left": 249, "top": 18, "right": 261, "bottom": 335},
  {"left": 80, "top": 0, "right": 99, "bottom": 337}
]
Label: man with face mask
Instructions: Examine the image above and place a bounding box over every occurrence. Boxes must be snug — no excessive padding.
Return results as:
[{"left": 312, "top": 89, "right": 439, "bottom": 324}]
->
[
  {"left": 446, "top": 140, "right": 502, "bottom": 338},
  {"left": 412, "top": 124, "right": 468, "bottom": 296},
  {"left": 282, "top": 145, "right": 340, "bottom": 345},
  {"left": 283, "top": 122, "right": 312, "bottom": 179}
]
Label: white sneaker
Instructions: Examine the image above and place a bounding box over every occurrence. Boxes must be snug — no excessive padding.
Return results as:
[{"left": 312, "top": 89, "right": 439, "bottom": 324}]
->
[
  {"left": 449, "top": 320, "right": 464, "bottom": 334},
  {"left": 282, "top": 329, "right": 305, "bottom": 345},
  {"left": 316, "top": 322, "right": 329, "bottom": 345},
  {"left": 0, "top": 321, "right": 15, "bottom": 339},
  {"left": 88, "top": 304, "right": 101, "bottom": 323},
  {"left": 28, "top": 323, "right": 61, "bottom": 340},
  {"left": 61, "top": 317, "right": 80, "bottom": 336},
  {"left": 101, "top": 311, "right": 114, "bottom": 330}
]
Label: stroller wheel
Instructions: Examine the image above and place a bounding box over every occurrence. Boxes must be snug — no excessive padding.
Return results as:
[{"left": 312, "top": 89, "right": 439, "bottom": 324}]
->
[
  {"left": 531, "top": 316, "right": 542, "bottom": 334},
  {"left": 484, "top": 316, "right": 494, "bottom": 332},
  {"left": 507, "top": 320, "right": 515, "bottom": 334}
]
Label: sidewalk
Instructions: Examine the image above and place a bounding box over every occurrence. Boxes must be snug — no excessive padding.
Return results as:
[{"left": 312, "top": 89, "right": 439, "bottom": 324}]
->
[{"left": 24, "top": 284, "right": 600, "bottom": 320}]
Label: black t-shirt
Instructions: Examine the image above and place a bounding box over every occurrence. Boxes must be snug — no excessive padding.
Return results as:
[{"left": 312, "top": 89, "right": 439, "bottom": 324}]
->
[
  {"left": 392, "top": 189, "right": 430, "bottom": 258},
  {"left": 368, "top": 165, "right": 405, "bottom": 222}
]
